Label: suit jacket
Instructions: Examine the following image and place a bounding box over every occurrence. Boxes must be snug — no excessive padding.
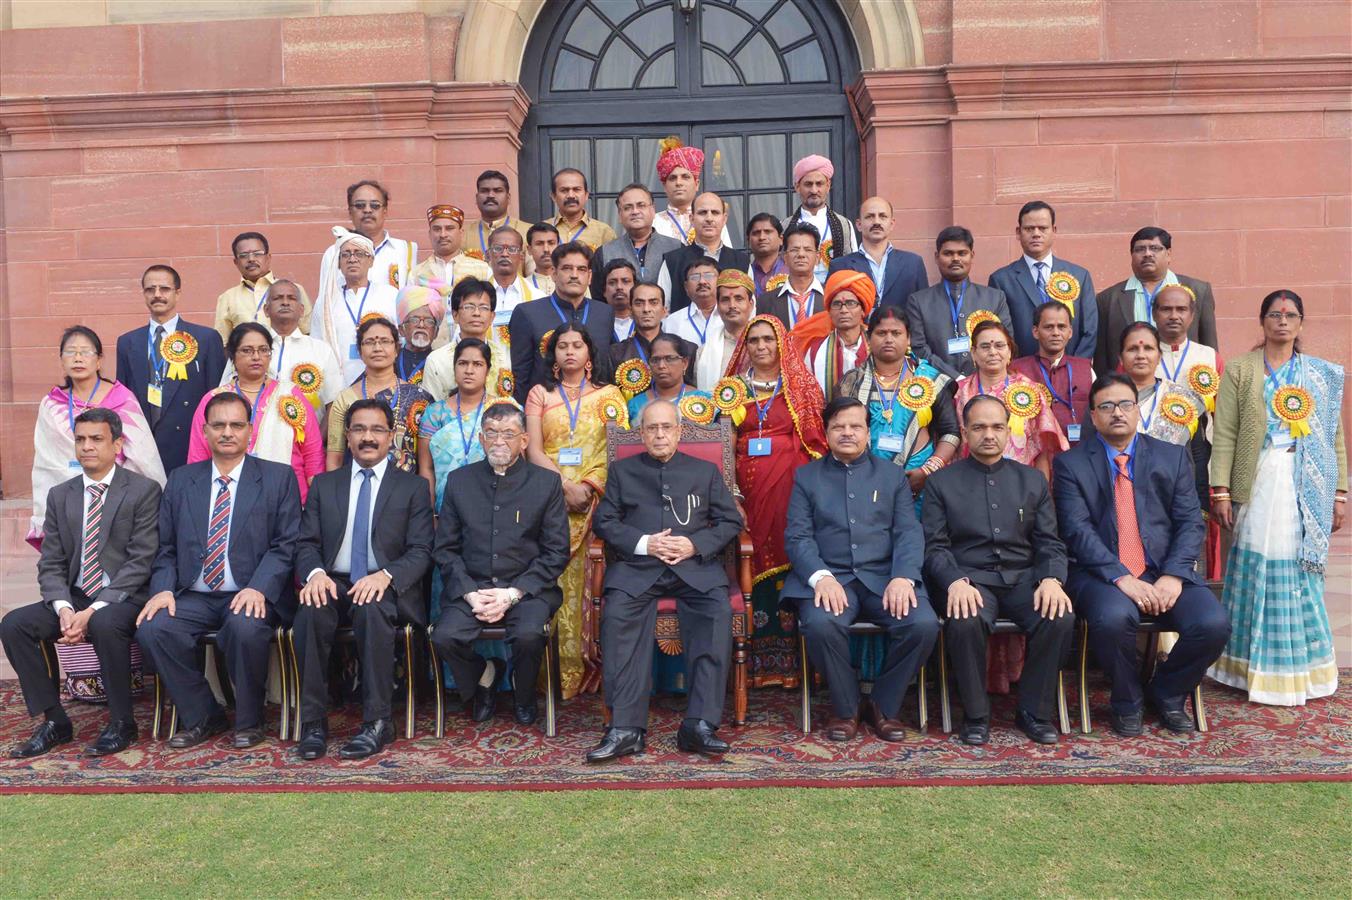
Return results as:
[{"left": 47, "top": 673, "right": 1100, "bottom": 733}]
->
[
  {"left": 989, "top": 257, "right": 1097, "bottom": 359},
  {"left": 828, "top": 247, "right": 929, "bottom": 310},
  {"left": 1052, "top": 433, "right": 1204, "bottom": 587},
  {"left": 508, "top": 294, "right": 616, "bottom": 405},
  {"left": 757, "top": 285, "right": 824, "bottom": 332},
  {"left": 37, "top": 466, "right": 162, "bottom": 610},
  {"left": 1094, "top": 273, "right": 1216, "bottom": 373},
  {"left": 904, "top": 281, "right": 1013, "bottom": 379},
  {"left": 434, "top": 457, "right": 570, "bottom": 613},
  {"left": 295, "top": 464, "right": 435, "bottom": 626},
  {"left": 921, "top": 457, "right": 1067, "bottom": 590},
  {"left": 115, "top": 318, "right": 225, "bottom": 474},
  {"left": 782, "top": 453, "right": 923, "bottom": 600},
  {"left": 591, "top": 231, "right": 685, "bottom": 299},
  {"left": 593, "top": 450, "right": 742, "bottom": 597},
  {"left": 150, "top": 455, "right": 301, "bottom": 616},
  {"left": 661, "top": 244, "right": 751, "bottom": 312}
]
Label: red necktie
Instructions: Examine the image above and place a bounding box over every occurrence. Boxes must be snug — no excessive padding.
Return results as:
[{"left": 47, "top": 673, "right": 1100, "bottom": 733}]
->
[
  {"left": 793, "top": 290, "right": 810, "bottom": 322},
  {"left": 1114, "top": 453, "right": 1147, "bottom": 577}
]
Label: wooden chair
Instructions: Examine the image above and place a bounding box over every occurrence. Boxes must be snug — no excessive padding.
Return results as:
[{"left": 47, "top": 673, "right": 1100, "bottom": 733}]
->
[
  {"left": 586, "top": 420, "right": 755, "bottom": 726},
  {"left": 283, "top": 623, "right": 425, "bottom": 741},
  {"left": 936, "top": 621, "right": 1074, "bottom": 736},
  {"left": 425, "top": 621, "right": 563, "bottom": 738},
  {"left": 797, "top": 623, "right": 931, "bottom": 734},
  {"left": 151, "top": 627, "right": 291, "bottom": 741}
]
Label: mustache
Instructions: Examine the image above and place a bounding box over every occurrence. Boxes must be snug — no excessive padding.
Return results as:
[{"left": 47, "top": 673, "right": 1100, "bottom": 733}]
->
[{"left": 358, "top": 441, "right": 379, "bottom": 450}]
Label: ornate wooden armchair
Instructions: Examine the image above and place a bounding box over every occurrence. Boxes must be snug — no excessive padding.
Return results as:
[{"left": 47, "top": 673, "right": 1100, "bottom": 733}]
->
[{"left": 586, "top": 420, "right": 755, "bottom": 726}]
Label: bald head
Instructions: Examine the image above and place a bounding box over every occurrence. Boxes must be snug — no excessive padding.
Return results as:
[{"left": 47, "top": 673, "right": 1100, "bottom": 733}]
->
[
  {"left": 692, "top": 192, "right": 727, "bottom": 246},
  {"left": 639, "top": 399, "right": 680, "bottom": 461},
  {"left": 857, "top": 196, "right": 895, "bottom": 248}
]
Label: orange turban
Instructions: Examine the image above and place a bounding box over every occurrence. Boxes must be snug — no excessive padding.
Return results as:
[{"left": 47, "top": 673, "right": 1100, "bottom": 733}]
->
[{"left": 789, "top": 269, "right": 876, "bottom": 349}]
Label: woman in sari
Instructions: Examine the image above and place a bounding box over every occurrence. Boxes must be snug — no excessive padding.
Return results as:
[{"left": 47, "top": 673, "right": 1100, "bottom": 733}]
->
[
  {"left": 1209, "top": 290, "right": 1346, "bottom": 704},
  {"left": 187, "top": 323, "right": 323, "bottom": 501},
  {"left": 29, "top": 326, "right": 165, "bottom": 546},
  {"left": 326, "top": 316, "right": 432, "bottom": 473},
  {"left": 525, "top": 324, "right": 629, "bottom": 698},
  {"left": 623, "top": 333, "right": 713, "bottom": 424},
  {"left": 717, "top": 314, "right": 826, "bottom": 686}
]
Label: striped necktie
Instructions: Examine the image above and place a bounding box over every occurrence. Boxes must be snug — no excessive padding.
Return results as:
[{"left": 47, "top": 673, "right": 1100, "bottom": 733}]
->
[
  {"left": 1114, "top": 453, "right": 1147, "bottom": 578},
  {"left": 77, "top": 483, "right": 109, "bottom": 596},
  {"left": 1035, "top": 262, "right": 1048, "bottom": 298},
  {"left": 202, "top": 476, "right": 233, "bottom": 590}
]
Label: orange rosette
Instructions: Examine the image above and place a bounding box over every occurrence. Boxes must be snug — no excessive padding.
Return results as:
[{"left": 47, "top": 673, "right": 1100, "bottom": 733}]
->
[
  {"left": 387, "top": 263, "right": 400, "bottom": 288},
  {"left": 405, "top": 398, "right": 429, "bottom": 437},
  {"left": 1186, "top": 364, "right": 1219, "bottom": 412},
  {"left": 494, "top": 325, "right": 511, "bottom": 346},
  {"left": 678, "top": 394, "right": 716, "bottom": 424},
  {"left": 713, "top": 376, "right": 749, "bottom": 427},
  {"left": 160, "top": 331, "right": 199, "bottom": 381},
  {"left": 765, "top": 274, "right": 788, "bottom": 292},
  {"left": 496, "top": 370, "right": 515, "bottom": 398},
  {"left": 538, "top": 329, "right": 555, "bottom": 359},
  {"left": 1046, "top": 271, "right": 1081, "bottom": 317},
  {"left": 1003, "top": 383, "right": 1043, "bottom": 438},
  {"left": 290, "top": 362, "right": 322, "bottom": 396},
  {"left": 464, "top": 248, "right": 486, "bottom": 262},
  {"left": 277, "top": 393, "right": 307, "bottom": 442},
  {"left": 615, "top": 358, "right": 652, "bottom": 396},
  {"left": 818, "top": 239, "right": 833, "bottom": 269},
  {"left": 897, "top": 375, "right": 936, "bottom": 428},
  {"left": 1160, "top": 392, "right": 1199, "bottom": 437},
  {"left": 1272, "top": 385, "right": 1314, "bottom": 439},
  {"left": 965, "top": 309, "right": 999, "bottom": 336},
  {"left": 359, "top": 312, "right": 390, "bottom": 327}
]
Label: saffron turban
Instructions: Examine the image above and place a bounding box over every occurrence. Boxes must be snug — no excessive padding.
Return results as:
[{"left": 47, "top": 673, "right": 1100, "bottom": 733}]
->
[
  {"left": 789, "top": 269, "right": 876, "bottom": 348},
  {"left": 792, "top": 154, "right": 834, "bottom": 185},
  {"left": 657, "top": 137, "right": 705, "bottom": 182}
]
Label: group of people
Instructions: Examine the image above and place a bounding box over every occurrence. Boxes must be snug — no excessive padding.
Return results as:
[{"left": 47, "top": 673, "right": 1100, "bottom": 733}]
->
[{"left": 6, "top": 144, "right": 1346, "bottom": 763}]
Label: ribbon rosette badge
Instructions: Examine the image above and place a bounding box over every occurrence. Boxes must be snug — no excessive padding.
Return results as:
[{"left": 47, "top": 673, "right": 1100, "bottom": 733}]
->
[
  {"left": 495, "top": 325, "right": 511, "bottom": 346},
  {"left": 1187, "top": 364, "right": 1219, "bottom": 412},
  {"left": 818, "top": 240, "right": 833, "bottom": 268},
  {"left": 496, "top": 371, "right": 515, "bottom": 398},
  {"left": 278, "top": 394, "right": 307, "bottom": 442},
  {"left": 1160, "top": 393, "right": 1199, "bottom": 436},
  {"left": 1272, "top": 385, "right": 1314, "bottom": 439},
  {"left": 765, "top": 274, "right": 787, "bottom": 292},
  {"left": 160, "top": 331, "right": 199, "bottom": 380},
  {"left": 1046, "top": 271, "right": 1081, "bottom": 316},
  {"left": 359, "top": 312, "right": 388, "bottom": 327},
  {"left": 713, "top": 377, "right": 749, "bottom": 427},
  {"left": 615, "top": 359, "right": 652, "bottom": 396},
  {"left": 388, "top": 263, "right": 400, "bottom": 288},
  {"left": 538, "top": 329, "right": 555, "bottom": 359},
  {"left": 464, "top": 248, "right": 486, "bottom": 261},
  {"left": 406, "top": 398, "right": 429, "bottom": 441},
  {"left": 291, "top": 362, "right": 322, "bottom": 395},
  {"left": 965, "top": 309, "right": 999, "bottom": 335},
  {"left": 602, "top": 401, "right": 623, "bottom": 424},
  {"left": 1003, "top": 384, "right": 1043, "bottom": 437},
  {"left": 898, "top": 375, "right": 936, "bottom": 428},
  {"left": 679, "top": 395, "right": 716, "bottom": 424}
]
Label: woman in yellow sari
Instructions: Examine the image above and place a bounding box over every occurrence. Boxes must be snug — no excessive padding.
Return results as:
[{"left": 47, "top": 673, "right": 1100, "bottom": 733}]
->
[{"left": 525, "top": 323, "right": 629, "bottom": 698}]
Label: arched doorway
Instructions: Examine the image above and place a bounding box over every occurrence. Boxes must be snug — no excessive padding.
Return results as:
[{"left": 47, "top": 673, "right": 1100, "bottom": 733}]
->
[{"left": 519, "top": 0, "right": 862, "bottom": 240}]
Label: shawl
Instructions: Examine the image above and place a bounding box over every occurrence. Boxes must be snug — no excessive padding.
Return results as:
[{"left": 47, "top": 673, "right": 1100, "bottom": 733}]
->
[
  {"left": 1289, "top": 356, "right": 1343, "bottom": 572},
  {"left": 316, "top": 227, "right": 375, "bottom": 358},
  {"left": 839, "top": 356, "right": 951, "bottom": 467},
  {"left": 724, "top": 313, "right": 826, "bottom": 459}
]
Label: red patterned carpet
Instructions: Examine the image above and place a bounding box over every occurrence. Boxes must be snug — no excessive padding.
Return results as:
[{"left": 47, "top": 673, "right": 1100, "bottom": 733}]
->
[{"left": 2, "top": 673, "right": 1350, "bottom": 794}]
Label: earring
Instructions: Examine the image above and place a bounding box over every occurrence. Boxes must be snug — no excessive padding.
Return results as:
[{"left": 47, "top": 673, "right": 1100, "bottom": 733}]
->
[
  {"left": 553, "top": 364, "right": 561, "bottom": 381},
  {"left": 584, "top": 361, "right": 592, "bottom": 381}
]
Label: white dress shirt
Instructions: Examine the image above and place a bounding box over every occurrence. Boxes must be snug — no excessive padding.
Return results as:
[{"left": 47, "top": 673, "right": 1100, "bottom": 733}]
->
[
  {"left": 327, "top": 458, "right": 389, "bottom": 579},
  {"left": 53, "top": 468, "right": 117, "bottom": 614},
  {"left": 613, "top": 316, "right": 636, "bottom": 342},
  {"left": 1023, "top": 253, "right": 1056, "bottom": 294},
  {"left": 371, "top": 233, "right": 417, "bottom": 290},
  {"left": 192, "top": 458, "right": 246, "bottom": 593},
  {"left": 662, "top": 303, "right": 716, "bottom": 347}
]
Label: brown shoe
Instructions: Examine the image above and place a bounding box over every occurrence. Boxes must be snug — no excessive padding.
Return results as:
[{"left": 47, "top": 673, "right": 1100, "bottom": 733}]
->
[
  {"left": 863, "top": 700, "right": 907, "bottom": 742},
  {"left": 823, "top": 713, "right": 860, "bottom": 741}
]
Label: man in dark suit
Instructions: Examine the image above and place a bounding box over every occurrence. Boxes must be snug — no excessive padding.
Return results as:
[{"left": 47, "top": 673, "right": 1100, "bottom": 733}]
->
[
  {"left": 905, "top": 226, "right": 1013, "bottom": 379},
  {"left": 658, "top": 192, "right": 750, "bottom": 312},
  {"left": 116, "top": 264, "right": 226, "bottom": 474},
  {"left": 828, "top": 196, "right": 928, "bottom": 311},
  {"left": 2, "top": 410, "right": 162, "bottom": 758},
  {"left": 431, "top": 402, "right": 570, "bottom": 726},
  {"left": 1094, "top": 227, "right": 1217, "bottom": 372},
  {"left": 508, "top": 242, "right": 615, "bottom": 405},
  {"left": 135, "top": 392, "right": 300, "bottom": 750},
  {"left": 292, "top": 399, "right": 434, "bottom": 760},
  {"left": 757, "top": 221, "right": 825, "bottom": 330},
  {"left": 588, "top": 400, "right": 743, "bottom": 761},
  {"left": 988, "top": 200, "right": 1098, "bottom": 359},
  {"left": 922, "top": 394, "right": 1075, "bottom": 746},
  {"left": 1053, "top": 373, "right": 1230, "bottom": 736},
  {"left": 783, "top": 397, "right": 939, "bottom": 742}
]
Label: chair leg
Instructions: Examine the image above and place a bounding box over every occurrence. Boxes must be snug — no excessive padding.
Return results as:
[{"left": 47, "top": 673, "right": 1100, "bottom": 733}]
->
[
  {"left": 427, "top": 634, "right": 446, "bottom": 740},
  {"left": 274, "top": 628, "right": 290, "bottom": 742},
  {"left": 1193, "top": 684, "right": 1209, "bottom": 732},
  {"left": 1057, "top": 671, "right": 1071, "bottom": 735},
  {"left": 287, "top": 629, "right": 303, "bottom": 741},
  {"left": 403, "top": 626, "right": 416, "bottom": 741},
  {"left": 152, "top": 675, "right": 164, "bottom": 741},
  {"left": 167, "top": 703, "right": 179, "bottom": 739},
  {"left": 938, "top": 630, "right": 952, "bottom": 734},
  {"left": 1140, "top": 630, "right": 1160, "bottom": 683},
  {"left": 798, "top": 632, "right": 812, "bottom": 734},
  {"left": 916, "top": 663, "right": 928, "bottom": 733},
  {"left": 1078, "top": 621, "right": 1092, "bottom": 735},
  {"left": 544, "top": 624, "right": 558, "bottom": 739}
]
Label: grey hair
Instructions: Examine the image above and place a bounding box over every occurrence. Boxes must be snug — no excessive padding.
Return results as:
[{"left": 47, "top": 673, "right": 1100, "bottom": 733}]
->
[{"left": 639, "top": 399, "right": 679, "bottom": 428}]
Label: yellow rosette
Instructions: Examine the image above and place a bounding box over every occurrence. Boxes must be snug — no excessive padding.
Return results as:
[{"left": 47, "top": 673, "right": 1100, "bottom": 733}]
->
[
  {"left": 408, "top": 369, "right": 424, "bottom": 386},
  {"left": 1003, "top": 383, "right": 1043, "bottom": 438},
  {"left": 765, "top": 274, "right": 787, "bottom": 292},
  {"left": 405, "top": 398, "right": 429, "bottom": 443},
  {"left": 818, "top": 240, "right": 833, "bottom": 269},
  {"left": 1046, "top": 271, "right": 1081, "bottom": 317},
  {"left": 538, "top": 329, "right": 555, "bottom": 359},
  {"left": 387, "top": 263, "right": 400, "bottom": 288},
  {"left": 496, "top": 370, "right": 515, "bottom": 398},
  {"left": 965, "top": 309, "right": 999, "bottom": 336},
  {"left": 1160, "top": 393, "right": 1199, "bottom": 437},
  {"left": 494, "top": 325, "right": 511, "bottom": 346},
  {"left": 1272, "top": 385, "right": 1314, "bottom": 439},
  {"left": 359, "top": 312, "right": 389, "bottom": 327},
  {"left": 290, "top": 362, "right": 322, "bottom": 397},
  {"left": 678, "top": 394, "right": 716, "bottom": 425},
  {"left": 713, "top": 376, "right": 749, "bottom": 428},
  {"left": 160, "top": 331, "right": 199, "bottom": 381},
  {"left": 897, "top": 375, "right": 936, "bottom": 428},
  {"left": 601, "top": 400, "right": 627, "bottom": 427},
  {"left": 464, "top": 248, "right": 486, "bottom": 262},
  {"left": 685, "top": 226, "right": 697, "bottom": 244},
  {"left": 615, "top": 358, "right": 652, "bottom": 397},
  {"left": 1187, "top": 364, "right": 1219, "bottom": 413},
  {"left": 278, "top": 394, "right": 307, "bottom": 443}
]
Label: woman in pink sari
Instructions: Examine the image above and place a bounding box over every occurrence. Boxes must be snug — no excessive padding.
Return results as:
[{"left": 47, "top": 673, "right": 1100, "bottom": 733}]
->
[{"left": 29, "top": 326, "right": 165, "bottom": 548}]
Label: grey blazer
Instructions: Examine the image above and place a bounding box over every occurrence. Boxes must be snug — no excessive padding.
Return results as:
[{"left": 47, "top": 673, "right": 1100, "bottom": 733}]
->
[
  {"left": 592, "top": 231, "right": 685, "bottom": 297},
  {"left": 904, "top": 280, "right": 1013, "bottom": 379},
  {"left": 37, "top": 466, "right": 162, "bottom": 609}
]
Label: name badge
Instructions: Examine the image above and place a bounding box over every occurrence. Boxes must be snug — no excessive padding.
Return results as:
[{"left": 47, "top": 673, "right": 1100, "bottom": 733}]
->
[
  {"left": 947, "top": 336, "right": 971, "bottom": 355},
  {"left": 877, "top": 433, "right": 905, "bottom": 453},
  {"left": 68, "top": 459, "right": 82, "bottom": 470},
  {"left": 349, "top": 343, "right": 362, "bottom": 360},
  {"left": 1271, "top": 431, "right": 1296, "bottom": 450},
  {"left": 748, "top": 437, "right": 772, "bottom": 457},
  {"left": 493, "top": 309, "right": 512, "bottom": 327},
  {"left": 1067, "top": 423, "right": 1082, "bottom": 442},
  {"left": 146, "top": 384, "right": 163, "bottom": 407},
  {"left": 558, "top": 447, "right": 583, "bottom": 467}
]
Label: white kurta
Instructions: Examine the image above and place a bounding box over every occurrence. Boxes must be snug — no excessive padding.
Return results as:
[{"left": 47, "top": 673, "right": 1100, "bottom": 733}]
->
[{"left": 311, "top": 281, "right": 400, "bottom": 384}]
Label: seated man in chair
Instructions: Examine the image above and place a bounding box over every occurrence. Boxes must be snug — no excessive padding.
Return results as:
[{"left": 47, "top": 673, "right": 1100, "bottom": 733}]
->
[
  {"left": 588, "top": 400, "right": 743, "bottom": 761},
  {"left": 430, "top": 402, "right": 569, "bottom": 727},
  {"left": 1053, "top": 373, "right": 1229, "bottom": 736},
  {"left": 783, "top": 397, "right": 940, "bottom": 742},
  {"left": 922, "top": 394, "right": 1074, "bottom": 746},
  {"left": 293, "top": 399, "right": 434, "bottom": 760}
]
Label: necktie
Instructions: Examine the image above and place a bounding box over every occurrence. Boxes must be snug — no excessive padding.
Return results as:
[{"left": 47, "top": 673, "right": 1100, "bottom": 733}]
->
[
  {"left": 1035, "top": 262, "right": 1048, "bottom": 297},
  {"left": 350, "top": 468, "right": 374, "bottom": 579},
  {"left": 793, "top": 290, "right": 811, "bottom": 323},
  {"left": 150, "top": 325, "right": 166, "bottom": 383},
  {"left": 1114, "top": 453, "right": 1147, "bottom": 577},
  {"left": 77, "top": 483, "right": 108, "bottom": 597},
  {"left": 202, "top": 476, "right": 232, "bottom": 590}
]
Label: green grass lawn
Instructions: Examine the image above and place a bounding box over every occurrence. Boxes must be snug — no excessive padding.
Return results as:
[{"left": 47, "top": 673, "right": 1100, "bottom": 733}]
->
[{"left": 2, "top": 783, "right": 1348, "bottom": 897}]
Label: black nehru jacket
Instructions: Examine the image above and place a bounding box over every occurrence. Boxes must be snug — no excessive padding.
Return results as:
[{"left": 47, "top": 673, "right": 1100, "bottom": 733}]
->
[
  {"left": 592, "top": 450, "right": 743, "bottom": 598},
  {"left": 434, "top": 456, "right": 570, "bottom": 610}
]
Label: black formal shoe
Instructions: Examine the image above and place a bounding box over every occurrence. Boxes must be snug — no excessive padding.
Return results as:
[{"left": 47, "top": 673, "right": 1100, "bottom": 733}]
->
[
  {"left": 1109, "top": 709, "right": 1144, "bottom": 737},
  {"left": 85, "top": 720, "right": 138, "bottom": 756},
  {"left": 231, "top": 727, "right": 265, "bottom": 750},
  {"left": 676, "top": 719, "right": 730, "bottom": 755},
  {"left": 1147, "top": 696, "right": 1196, "bottom": 734},
  {"left": 168, "top": 710, "right": 229, "bottom": 749},
  {"left": 471, "top": 660, "right": 498, "bottom": 722},
  {"left": 513, "top": 702, "right": 538, "bottom": 726},
  {"left": 339, "top": 719, "right": 395, "bottom": 760},
  {"left": 585, "top": 727, "right": 645, "bottom": 763},
  {"left": 959, "top": 718, "right": 990, "bottom": 746},
  {"left": 10, "top": 720, "right": 73, "bottom": 759},
  {"left": 296, "top": 721, "right": 329, "bottom": 761},
  {"left": 1015, "top": 709, "right": 1059, "bottom": 745}
]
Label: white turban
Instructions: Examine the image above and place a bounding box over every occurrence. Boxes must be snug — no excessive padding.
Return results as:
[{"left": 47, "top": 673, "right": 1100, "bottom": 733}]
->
[{"left": 316, "top": 227, "right": 378, "bottom": 356}]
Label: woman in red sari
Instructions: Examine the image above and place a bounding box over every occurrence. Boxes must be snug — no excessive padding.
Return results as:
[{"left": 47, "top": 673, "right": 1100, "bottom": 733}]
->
[{"left": 715, "top": 315, "right": 826, "bottom": 686}]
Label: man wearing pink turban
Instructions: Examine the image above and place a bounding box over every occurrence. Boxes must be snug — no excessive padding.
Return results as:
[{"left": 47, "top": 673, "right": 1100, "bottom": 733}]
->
[
  {"left": 781, "top": 154, "right": 858, "bottom": 283},
  {"left": 393, "top": 283, "right": 447, "bottom": 385},
  {"left": 653, "top": 137, "right": 731, "bottom": 248}
]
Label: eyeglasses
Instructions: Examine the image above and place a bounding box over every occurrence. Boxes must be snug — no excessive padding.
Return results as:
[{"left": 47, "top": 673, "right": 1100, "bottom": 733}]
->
[
  {"left": 236, "top": 347, "right": 273, "bottom": 358},
  {"left": 489, "top": 245, "right": 521, "bottom": 255},
  {"left": 339, "top": 250, "right": 372, "bottom": 261},
  {"left": 403, "top": 316, "right": 437, "bottom": 328},
  {"left": 458, "top": 303, "right": 494, "bottom": 315},
  {"left": 686, "top": 272, "right": 717, "bottom": 283},
  {"left": 234, "top": 250, "right": 267, "bottom": 260},
  {"left": 1264, "top": 311, "right": 1302, "bottom": 322},
  {"left": 1131, "top": 244, "right": 1167, "bottom": 255},
  {"left": 348, "top": 425, "right": 391, "bottom": 436},
  {"left": 206, "top": 422, "right": 249, "bottom": 433},
  {"left": 360, "top": 338, "right": 397, "bottom": 349},
  {"left": 481, "top": 430, "right": 522, "bottom": 444},
  {"left": 650, "top": 354, "right": 683, "bottom": 366},
  {"left": 61, "top": 349, "right": 98, "bottom": 359},
  {"left": 350, "top": 201, "right": 384, "bottom": 211},
  {"left": 642, "top": 423, "right": 678, "bottom": 434},
  {"left": 1093, "top": 399, "right": 1139, "bottom": 414},
  {"left": 829, "top": 299, "right": 861, "bottom": 311}
]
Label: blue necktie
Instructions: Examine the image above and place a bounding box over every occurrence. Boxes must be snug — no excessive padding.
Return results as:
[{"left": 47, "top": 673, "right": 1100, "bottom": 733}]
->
[
  {"left": 351, "top": 468, "right": 373, "bottom": 579},
  {"left": 1035, "top": 262, "right": 1048, "bottom": 298}
]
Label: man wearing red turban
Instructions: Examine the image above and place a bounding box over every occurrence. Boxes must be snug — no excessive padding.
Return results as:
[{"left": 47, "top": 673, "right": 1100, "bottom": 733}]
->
[
  {"left": 653, "top": 137, "right": 731, "bottom": 248},
  {"left": 794, "top": 269, "right": 876, "bottom": 398}
]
